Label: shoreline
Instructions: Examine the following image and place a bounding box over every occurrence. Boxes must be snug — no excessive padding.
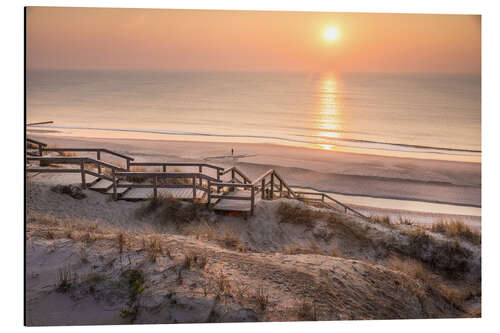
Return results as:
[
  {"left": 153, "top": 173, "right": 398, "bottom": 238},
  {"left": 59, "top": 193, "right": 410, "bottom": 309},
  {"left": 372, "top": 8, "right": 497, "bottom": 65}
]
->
[
  {"left": 27, "top": 133, "right": 481, "bottom": 220},
  {"left": 27, "top": 127, "right": 481, "bottom": 163}
]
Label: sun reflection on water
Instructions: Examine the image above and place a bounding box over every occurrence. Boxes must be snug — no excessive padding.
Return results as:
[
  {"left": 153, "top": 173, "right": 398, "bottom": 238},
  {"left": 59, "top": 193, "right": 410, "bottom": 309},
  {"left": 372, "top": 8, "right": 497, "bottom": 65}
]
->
[{"left": 316, "top": 76, "right": 343, "bottom": 150}]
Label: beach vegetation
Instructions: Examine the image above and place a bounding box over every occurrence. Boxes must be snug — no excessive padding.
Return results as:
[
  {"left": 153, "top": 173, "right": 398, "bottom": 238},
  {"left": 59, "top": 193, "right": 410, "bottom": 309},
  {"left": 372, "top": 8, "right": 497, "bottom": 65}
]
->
[
  {"left": 276, "top": 202, "right": 323, "bottom": 228},
  {"left": 297, "top": 300, "right": 317, "bottom": 321},
  {"left": 430, "top": 219, "right": 480, "bottom": 245},
  {"left": 120, "top": 269, "right": 146, "bottom": 323},
  {"left": 57, "top": 265, "right": 78, "bottom": 293},
  {"left": 256, "top": 286, "right": 270, "bottom": 311}
]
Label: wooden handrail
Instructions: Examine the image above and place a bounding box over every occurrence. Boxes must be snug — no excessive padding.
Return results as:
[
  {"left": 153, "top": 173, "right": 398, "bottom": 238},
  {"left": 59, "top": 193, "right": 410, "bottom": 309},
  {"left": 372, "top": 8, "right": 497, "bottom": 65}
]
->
[
  {"left": 294, "top": 190, "right": 368, "bottom": 219},
  {"left": 251, "top": 169, "right": 274, "bottom": 186},
  {"left": 208, "top": 182, "right": 254, "bottom": 188},
  {"left": 272, "top": 171, "right": 297, "bottom": 199},
  {"left": 129, "top": 161, "right": 223, "bottom": 171},
  {"left": 26, "top": 138, "right": 47, "bottom": 147},
  {"left": 115, "top": 171, "right": 199, "bottom": 178},
  {"left": 223, "top": 166, "right": 252, "bottom": 184},
  {"left": 42, "top": 148, "right": 134, "bottom": 161},
  {"left": 26, "top": 156, "right": 126, "bottom": 171}
]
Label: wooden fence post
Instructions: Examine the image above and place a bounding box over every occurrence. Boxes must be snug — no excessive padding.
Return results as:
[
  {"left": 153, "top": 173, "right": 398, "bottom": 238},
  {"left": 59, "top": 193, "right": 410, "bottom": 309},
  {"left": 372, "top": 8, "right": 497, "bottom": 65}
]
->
[
  {"left": 217, "top": 170, "right": 221, "bottom": 193},
  {"left": 231, "top": 168, "right": 235, "bottom": 192},
  {"left": 126, "top": 159, "right": 130, "bottom": 171},
  {"left": 112, "top": 170, "right": 117, "bottom": 200},
  {"left": 207, "top": 181, "right": 211, "bottom": 207},
  {"left": 153, "top": 176, "right": 157, "bottom": 200},
  {"left": 38, "top": 145, "right": 43, "bottom": 156},
  {"left": 80, "top": 160, "right": 86, "bottom": 189},
  {"left": 162, "top": 165, "right": 166, "bottom": 172},
  {"left": 270, "top": 173, "right": 274, "bottom": 199},
  {"left": 96, "top": 150, "right": 101, "bottom": 175},
  {"left": 192, "top": 175, "right": 196, "bottom": 200},
  {"left": 261, "top": 178, "right": 265, "bottom": 199},
  {"left": 250, "top": 185, "right": 255, "bottom": 216},
  {"left": 279, "top": 180, "right": 283, "bottom": 198}
]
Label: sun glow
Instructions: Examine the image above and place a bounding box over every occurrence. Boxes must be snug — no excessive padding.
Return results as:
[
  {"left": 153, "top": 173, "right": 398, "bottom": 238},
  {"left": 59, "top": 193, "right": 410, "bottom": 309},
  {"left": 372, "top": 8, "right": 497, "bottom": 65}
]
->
[
  {"left": 324, "top": 27, "right": 340, "bottom": 41},
  {"left": 315, "top": 76, "right": 343, "bottom": 151}
]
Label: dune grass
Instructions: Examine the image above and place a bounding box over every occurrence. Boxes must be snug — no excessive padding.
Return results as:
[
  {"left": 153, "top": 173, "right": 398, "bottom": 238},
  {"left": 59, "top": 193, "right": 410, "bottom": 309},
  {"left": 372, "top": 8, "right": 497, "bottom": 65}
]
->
[{"left": 430, "top": 219, "right": 481, "bottom": 245}]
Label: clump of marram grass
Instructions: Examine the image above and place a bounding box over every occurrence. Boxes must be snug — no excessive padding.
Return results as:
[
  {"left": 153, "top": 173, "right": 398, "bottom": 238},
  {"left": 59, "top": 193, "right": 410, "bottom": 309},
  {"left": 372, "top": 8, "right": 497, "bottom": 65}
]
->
[
  {"left": 388, "top": 256, "right": 480, "bottom": 312},
  {"left": 276, "top": 202, "right": 325, "bottom": 228},
  {"left": 183, "top": 251, "right": 208, "bottom": 269},
  {"left": 136, "top": 194, "right": 205, "bottom": 226},
  {"left": 430, "top": 219, "right": 481, "bottom": 245},
  {"left": 399, "top": 228, "right": 473, "bottom": 279},
  {"left": 370, "top": 215, "right": 395, "bottom": 227},
  {"left": 120, "top": 269, "right": 146, "bottom": 323},
  {"left": 398, "top": 216, "right": 415, "bottom": 226},
  {"left": 141, "top": 235, "right": 164, "bottom": 263},
  {"left": 214, "top": 270, "right": 231, "bottom": 296},
  {"left": 255, "top": 286, "right": 270, "bottom": 311},
  {"left": 297, "top": 300, "right": 317, "bottom": 321},
  {"left": 57, "top": 265, "right": 78, "bottom": 293}
]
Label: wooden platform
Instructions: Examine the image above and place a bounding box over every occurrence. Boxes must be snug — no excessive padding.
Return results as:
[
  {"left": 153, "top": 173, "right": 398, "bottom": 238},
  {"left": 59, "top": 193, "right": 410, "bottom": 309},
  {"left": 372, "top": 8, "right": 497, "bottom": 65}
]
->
[
  {"left": 28, "top": 172, "right": 99, "bottom": 186},
  {"left": 212, "top": 190, "right": 258, "bottom": 212},
  {"left": 121, "top": 187, "right": 206, "bottom": 200},
  {"left": 89, "top": 179, "right": 113, "bottom": 191}
]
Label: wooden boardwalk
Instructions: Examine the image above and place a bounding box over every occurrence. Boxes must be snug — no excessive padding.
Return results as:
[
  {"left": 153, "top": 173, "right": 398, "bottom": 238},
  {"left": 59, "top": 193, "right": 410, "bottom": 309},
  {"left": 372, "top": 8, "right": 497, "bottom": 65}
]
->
[
  {"left": 26, "top": 137, "right": 369, "bottom": 219},
  {"left": 121, "top": 187, "right": 206, "bottom": 200},
  {"left": 212, "top": 190, "right": 260, "bottom": 212}
]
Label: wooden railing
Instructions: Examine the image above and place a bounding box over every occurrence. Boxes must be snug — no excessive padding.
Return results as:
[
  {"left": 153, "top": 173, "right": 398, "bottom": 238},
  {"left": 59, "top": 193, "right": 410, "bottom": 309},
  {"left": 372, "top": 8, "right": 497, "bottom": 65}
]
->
[
  {"left": 207, "top": 182, "right": 255, "bottom": 215},
  {"left": 26, "top": 138, "right": 47, "bottom": 156},
  {"left": 293, "top": 191, "right": 368, "bottom": 219},
  {"left": 41, "top": 148, "right": 135, "bottom": 171},
  {"left": 251, "top": 169, "right": 297, "bottom": 200},
  {"left": 219, "top": 166, "right": 252, "bottom": 184},
  {"left": 113, "top": 171, "right": 213, "bottom": 201},
  {"left": 129, "top": 161, "right": 223, "bottom": 177},
  {"left": 26, "top": 137, "right": 368, "bottom": 219},
  {"left": 26, "top": 156, "right": 127, "bottom": 189}
]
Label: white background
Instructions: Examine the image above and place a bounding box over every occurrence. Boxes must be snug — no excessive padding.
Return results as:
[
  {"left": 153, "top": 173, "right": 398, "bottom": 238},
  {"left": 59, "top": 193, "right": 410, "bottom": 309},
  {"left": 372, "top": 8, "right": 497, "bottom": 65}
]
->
[{"left": 1, "top": 0, "right": 498, "bottom": 332}]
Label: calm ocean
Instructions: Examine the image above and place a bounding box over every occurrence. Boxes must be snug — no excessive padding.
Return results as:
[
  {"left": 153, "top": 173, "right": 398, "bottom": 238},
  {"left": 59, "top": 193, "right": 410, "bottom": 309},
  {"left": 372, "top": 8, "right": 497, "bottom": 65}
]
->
[{"left": 26, "top": 70, "right": 481, "bottom": 161}]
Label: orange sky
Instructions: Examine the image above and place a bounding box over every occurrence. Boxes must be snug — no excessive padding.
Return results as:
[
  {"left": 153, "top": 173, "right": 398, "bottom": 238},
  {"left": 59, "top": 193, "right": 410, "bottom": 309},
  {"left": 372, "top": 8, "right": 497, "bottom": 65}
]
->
[{"left": 26, "top": 7, "right": 481, "bottom": 73}]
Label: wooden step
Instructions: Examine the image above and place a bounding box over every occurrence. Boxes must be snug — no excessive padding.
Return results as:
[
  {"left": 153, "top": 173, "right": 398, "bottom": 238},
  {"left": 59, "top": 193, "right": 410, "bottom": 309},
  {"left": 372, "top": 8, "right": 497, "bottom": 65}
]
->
[
  {"left": 105, "top": 183, "right": 133, "bottom": 195},
  {"left": 121, "top": 187, "right": 206, "bottom": 200},
  {"left": 89, "top": 179, "right": 113, "bottom": 191},
  {"left": 212, "top": 190, "right": 257, "bottom": 212}
]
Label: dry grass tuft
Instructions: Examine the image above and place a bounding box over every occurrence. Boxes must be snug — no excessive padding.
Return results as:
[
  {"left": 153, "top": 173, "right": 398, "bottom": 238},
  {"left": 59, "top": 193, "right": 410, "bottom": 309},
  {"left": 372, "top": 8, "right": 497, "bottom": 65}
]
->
[
  {"left": 219, "top": 228, "right": 241, "bottom": 248},
  {"left": 215, "top": 270, "right": 231, "bottom": 296},
  {"left": 297, "top": 300, "right": 317, "bottom": 321},
  {"left": 57, "top": 265, "right": 78, "bottom": 293},
  {"left": 256, "top": 286, "right": 270, "bottom": 311},
  {"left": 430, "top": 219, "right": 481, "bottom": 245},
  {"left": 141, "top": 235, "right": 164, "bottom": 263},
  {"left": 276, "top": 202, "right": 324, "bottom": 228},
  {"left": 389, "top": 256, "right": 480, "bottom": 312},
  {"left": 398, "top": 216, "right": 415, "bottom": 226},
  {"left": 370, "top": 215, "right": 394, "bottom": 227},
  {"left": 183, "top": 251, "right": 208, "bottom": 269},
  {"left": 27, "top": 214, "right": 59, "bottom": 227},
  {"left": 137, "top": 194, "right": 205, "bottom": 226}
]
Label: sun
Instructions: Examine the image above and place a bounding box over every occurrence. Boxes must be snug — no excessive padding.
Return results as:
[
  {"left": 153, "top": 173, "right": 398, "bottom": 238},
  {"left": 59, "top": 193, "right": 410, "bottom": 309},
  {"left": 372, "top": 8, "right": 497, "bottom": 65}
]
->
[{"left": 324, "top": 27, "right": 340, "bottom": 41}]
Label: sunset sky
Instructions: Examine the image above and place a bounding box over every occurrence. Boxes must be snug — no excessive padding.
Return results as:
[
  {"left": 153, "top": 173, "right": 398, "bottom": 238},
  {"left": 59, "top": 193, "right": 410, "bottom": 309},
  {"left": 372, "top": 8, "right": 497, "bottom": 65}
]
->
[{"left": 26, "top": 7, "right": 481, "bottom": 73}]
